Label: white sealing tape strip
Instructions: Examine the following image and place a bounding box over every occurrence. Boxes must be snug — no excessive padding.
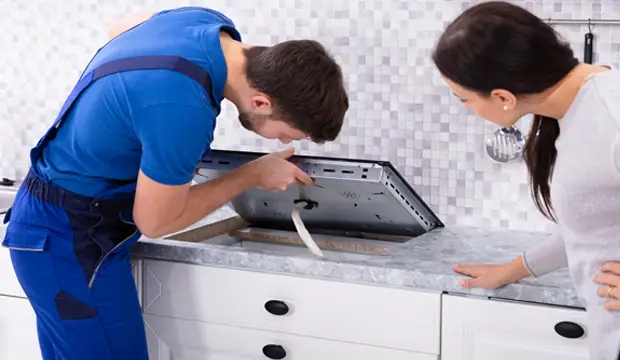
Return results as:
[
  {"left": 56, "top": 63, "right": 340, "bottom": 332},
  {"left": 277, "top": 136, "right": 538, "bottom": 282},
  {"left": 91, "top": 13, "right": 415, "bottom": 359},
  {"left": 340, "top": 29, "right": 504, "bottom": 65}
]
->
[{"left": 291, "top": 202, "right": 324, "bottom": 257}]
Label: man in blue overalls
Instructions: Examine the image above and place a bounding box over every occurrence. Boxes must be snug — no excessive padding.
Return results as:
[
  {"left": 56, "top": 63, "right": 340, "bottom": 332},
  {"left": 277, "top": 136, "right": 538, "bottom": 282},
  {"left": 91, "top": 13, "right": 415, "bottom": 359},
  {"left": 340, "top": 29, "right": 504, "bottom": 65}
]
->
[{"left": 2, "top": 6, "right": 349, "bottom": 360}]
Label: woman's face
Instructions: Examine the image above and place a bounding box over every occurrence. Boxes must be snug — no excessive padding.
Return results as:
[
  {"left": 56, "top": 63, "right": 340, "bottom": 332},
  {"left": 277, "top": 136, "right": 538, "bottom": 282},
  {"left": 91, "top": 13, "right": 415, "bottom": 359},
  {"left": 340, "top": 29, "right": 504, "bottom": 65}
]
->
[{"left": 442, "top": 76, "right": 522, "bottom": 128}]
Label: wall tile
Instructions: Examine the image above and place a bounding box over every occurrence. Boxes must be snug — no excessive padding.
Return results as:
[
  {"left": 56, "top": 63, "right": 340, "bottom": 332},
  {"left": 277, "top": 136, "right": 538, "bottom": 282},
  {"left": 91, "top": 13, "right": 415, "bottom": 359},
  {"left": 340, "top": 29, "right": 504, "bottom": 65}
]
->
[{"left": 1, "top": 0, "right": 618, "bottom": 232}]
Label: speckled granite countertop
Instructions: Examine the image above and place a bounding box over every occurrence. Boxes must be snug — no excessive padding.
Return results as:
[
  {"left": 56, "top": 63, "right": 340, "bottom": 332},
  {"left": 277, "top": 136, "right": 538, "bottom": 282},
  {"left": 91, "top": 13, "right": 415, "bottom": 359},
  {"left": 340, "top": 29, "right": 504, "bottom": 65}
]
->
[{"left": 132, "top": 207, "right": 581, "bottom": 308}]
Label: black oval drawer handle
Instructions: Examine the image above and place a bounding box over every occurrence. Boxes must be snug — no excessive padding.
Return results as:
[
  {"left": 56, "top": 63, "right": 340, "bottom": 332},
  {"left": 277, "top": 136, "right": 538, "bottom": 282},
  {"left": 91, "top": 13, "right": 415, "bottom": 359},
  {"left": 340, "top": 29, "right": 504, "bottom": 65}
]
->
[
  {"left": 554, "top": 321, "right": 585, "bottom": 339},
  {"left": 264, "top": 300, "right": 289, "bottom": 315},
  {"left": 262, "top": 344, "right": 286, "bottom": 359}
]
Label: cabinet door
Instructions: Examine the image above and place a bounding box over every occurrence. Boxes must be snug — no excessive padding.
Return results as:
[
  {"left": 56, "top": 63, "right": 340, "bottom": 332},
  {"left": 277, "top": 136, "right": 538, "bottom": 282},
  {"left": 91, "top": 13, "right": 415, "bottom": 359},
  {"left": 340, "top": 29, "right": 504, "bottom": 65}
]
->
[
  {"left": 144, "top": 314, "right": 437, "bottom": 360},
  {"left": 0, "top": 296, "right": 41, "bottom": 360},
  {"left": 0, "top": 192, "right": 23, "bottom": 298},
  {"left": 441, "top": 295, "right": 589, "bottom": 360},
  {"left": 130, "top": 258, "right": 142, "bottom": 308}
]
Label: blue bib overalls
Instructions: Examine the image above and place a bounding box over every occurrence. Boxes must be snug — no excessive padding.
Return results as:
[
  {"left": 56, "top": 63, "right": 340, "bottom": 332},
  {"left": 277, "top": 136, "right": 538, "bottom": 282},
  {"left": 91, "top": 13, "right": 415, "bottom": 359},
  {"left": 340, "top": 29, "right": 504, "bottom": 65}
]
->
[{"left": 2, "top": 54, "right": 218, "bottom": 360}]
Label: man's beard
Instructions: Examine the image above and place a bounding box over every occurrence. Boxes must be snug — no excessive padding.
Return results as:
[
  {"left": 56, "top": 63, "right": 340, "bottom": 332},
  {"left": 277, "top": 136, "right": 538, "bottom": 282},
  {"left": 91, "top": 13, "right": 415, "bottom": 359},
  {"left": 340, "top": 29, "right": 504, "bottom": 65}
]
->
[{"left": 238, "top": 112, "right": 269, "bottom": 131}]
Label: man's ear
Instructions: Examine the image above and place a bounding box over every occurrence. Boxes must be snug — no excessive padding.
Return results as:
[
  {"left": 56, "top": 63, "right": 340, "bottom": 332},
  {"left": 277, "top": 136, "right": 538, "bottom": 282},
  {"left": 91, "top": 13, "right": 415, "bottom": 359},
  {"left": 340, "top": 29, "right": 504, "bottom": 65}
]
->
[{"left": 251, "top": 93, "right": 273, "bottom": 115}]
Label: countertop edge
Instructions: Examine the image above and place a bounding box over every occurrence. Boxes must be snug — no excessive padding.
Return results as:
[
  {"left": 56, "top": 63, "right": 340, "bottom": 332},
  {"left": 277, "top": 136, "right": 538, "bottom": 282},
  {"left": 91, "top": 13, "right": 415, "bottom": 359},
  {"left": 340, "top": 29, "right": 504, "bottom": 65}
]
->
[{"left": 132, "top": 238, "right": 582, "bottom": 309}]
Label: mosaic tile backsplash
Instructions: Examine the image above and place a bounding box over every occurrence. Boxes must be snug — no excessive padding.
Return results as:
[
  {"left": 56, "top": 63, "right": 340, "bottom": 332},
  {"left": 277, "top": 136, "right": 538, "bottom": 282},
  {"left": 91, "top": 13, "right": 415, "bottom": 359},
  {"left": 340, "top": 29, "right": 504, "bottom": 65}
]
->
[{"left": 1, "top": 0, "right": 618, "bottom": 232}]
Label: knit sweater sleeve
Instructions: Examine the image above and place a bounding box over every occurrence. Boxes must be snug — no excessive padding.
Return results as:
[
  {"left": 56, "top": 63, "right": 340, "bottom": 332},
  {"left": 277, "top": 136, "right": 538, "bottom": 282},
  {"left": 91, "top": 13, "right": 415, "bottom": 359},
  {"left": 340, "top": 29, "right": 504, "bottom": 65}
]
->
[
  {"left": 615, "top": 134, "right": 620, "bottom": 174},
  {"left": 522, "top": 231, "right": 568, "bottom": 277}
]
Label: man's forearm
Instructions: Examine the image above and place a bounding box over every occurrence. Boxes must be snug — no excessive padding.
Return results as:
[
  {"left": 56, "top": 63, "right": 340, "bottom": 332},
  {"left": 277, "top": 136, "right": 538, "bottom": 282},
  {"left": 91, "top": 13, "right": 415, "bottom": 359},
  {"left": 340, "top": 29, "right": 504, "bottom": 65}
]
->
[{"left": 147, "top": 167, "right": 255, "bottom": 237}]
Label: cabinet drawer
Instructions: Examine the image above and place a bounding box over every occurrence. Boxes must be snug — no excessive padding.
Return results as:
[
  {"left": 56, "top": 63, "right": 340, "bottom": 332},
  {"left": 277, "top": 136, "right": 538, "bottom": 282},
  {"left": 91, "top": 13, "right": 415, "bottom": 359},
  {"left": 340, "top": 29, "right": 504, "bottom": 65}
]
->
[
  {"left": 441, "top": 295, "right": 589, "bottom": 360},
  {"left": 142, "top": 259, "right": 441, "bottom": 354},
  {"left": 145, "top": 313, "right": 437, "bottom": 360}
]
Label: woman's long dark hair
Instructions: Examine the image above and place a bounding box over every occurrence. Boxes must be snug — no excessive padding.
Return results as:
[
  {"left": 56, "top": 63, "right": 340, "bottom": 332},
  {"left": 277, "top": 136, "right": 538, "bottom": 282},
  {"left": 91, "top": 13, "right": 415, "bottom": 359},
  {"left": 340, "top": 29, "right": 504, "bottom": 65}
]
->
[{"left": 431, "top": 1, "right": 579, "bottom": 222}]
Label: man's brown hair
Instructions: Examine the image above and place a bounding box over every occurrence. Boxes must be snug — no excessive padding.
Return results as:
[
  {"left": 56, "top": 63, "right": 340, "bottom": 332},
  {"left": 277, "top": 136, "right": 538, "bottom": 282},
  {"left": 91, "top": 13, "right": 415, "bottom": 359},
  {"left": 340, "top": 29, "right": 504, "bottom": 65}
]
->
[{"left": 243, "top": 40, "right": 349, "bottom": 143}]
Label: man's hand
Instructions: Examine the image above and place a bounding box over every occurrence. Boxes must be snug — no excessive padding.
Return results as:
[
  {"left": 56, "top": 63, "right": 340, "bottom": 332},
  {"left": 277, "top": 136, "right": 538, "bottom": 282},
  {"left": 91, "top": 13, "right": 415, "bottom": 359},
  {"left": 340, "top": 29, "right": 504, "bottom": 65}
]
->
[{"left": 242, "top": 148, "right": 313, "bottom": 192}]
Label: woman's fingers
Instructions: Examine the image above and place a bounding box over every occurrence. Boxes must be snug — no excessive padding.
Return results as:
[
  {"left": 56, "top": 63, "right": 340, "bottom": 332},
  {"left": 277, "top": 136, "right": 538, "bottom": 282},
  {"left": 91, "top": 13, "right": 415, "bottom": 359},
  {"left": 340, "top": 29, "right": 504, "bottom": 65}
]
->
[
  {"left": 604, "top": 300, "right": 620, "bottom": 311},
  {"left": 600, "top": 261, "right": 620, "bottom": 276},
  {"left": 594, "top": 263, "right": 620, "bottom": 311},
  {"left": 597, "top": 285, "right": 619, "bottom": 298},
  {"left": 453, "top": 264, "right": 483, "bottom": 277},
  {"left": 454, "top": 264, "right": 503, "bottom": 289},
  {"left": 593, "top": 272, "right": 620, "bottom": 287}
]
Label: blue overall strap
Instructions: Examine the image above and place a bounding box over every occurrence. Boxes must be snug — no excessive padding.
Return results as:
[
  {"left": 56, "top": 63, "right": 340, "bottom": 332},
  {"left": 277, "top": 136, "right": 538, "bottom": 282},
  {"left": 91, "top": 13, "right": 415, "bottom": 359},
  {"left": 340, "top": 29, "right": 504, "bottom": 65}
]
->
[
  {"left": 30, "top": 55, "right": 217, "bottom": 163},
  {"left": 92, "top": 56, "right": 218, "bottom": 108}
]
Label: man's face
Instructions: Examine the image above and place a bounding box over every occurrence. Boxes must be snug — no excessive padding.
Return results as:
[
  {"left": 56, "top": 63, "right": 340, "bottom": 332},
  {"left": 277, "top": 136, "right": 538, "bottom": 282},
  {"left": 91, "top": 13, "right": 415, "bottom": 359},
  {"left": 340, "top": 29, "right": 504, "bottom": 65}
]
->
[{"left": 238, "top": 112, "right": 308, "bottom": 144}]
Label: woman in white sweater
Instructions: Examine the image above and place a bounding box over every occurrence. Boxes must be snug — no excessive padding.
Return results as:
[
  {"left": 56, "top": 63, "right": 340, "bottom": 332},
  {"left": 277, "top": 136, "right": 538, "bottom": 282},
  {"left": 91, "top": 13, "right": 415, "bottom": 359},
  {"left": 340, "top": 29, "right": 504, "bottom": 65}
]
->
[{"left": 432, "top": 2, "right": 620, "bottom": 359}]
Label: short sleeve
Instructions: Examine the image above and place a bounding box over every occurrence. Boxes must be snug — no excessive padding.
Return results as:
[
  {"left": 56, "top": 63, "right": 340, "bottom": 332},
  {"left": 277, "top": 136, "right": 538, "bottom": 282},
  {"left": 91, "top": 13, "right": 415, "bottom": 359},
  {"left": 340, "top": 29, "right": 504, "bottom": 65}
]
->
[
  {"left": 134, "top": 103, "right": 214, "bottom": 186},
  {"left": 151, "top": 7, "right": 236, "bottom": 27}
]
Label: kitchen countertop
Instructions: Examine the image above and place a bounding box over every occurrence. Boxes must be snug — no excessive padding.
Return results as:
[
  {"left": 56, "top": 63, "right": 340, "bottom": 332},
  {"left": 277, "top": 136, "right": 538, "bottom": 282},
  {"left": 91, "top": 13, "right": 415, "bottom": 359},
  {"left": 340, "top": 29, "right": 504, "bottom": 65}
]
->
[{"left": 133, "top": 206, "right": 581, "bottom": 309}]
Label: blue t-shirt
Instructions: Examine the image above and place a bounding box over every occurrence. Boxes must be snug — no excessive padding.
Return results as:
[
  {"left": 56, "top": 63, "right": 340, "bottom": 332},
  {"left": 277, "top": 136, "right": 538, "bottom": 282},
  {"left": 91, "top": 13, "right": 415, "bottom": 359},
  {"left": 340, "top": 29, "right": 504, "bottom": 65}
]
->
[{"left": 35, "top": 7, "right": 242, "bottom": 197}]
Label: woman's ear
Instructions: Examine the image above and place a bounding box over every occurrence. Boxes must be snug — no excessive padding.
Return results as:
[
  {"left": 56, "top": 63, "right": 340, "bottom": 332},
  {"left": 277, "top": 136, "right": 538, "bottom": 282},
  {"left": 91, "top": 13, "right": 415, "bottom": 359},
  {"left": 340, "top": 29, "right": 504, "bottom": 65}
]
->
[{"left": 490, "top": 89, "right": 517, "bottom": 110}]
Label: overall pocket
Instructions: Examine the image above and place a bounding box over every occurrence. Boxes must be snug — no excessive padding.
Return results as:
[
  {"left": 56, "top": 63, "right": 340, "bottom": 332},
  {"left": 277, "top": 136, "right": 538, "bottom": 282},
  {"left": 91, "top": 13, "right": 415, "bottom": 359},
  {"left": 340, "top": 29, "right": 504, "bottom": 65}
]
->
[
  {"left": 2, "top": 221, "right": 49, "bottom": 251},
  {"left": 4, "top": 223, "right": 53, "bottom": 298}
]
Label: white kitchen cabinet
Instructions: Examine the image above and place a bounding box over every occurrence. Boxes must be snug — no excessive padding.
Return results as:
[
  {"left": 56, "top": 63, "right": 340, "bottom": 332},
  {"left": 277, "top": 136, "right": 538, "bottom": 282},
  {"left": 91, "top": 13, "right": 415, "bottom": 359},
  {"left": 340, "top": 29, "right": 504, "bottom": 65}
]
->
[
  {"left": 0, "top": 244, "right": 25, "bottom": 298},
  {"left": 131, "top": 258, "right": 142, "bottom": 308},
  {"left": 441, "top": 295, "right": 589, "bottom": 360},
  {"left": 0, "top": 209, "right": 26, "bottom": 298},
  {"left": 142, "top": 259, "right": 441, "bottom": 354},
  {"left": 144, "top": 313, "right": 437, "bottom": 360},
  {"left": 0, "top": 295, "right": 41, "bottom": 360}
]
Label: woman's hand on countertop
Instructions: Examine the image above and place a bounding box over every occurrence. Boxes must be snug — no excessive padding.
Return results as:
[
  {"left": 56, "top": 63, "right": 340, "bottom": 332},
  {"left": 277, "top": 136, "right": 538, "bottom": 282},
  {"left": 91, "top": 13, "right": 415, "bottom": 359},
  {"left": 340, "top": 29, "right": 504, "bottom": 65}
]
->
[
  {"left": 594, "top": 261, "right": 620, "bottom": 310},
  {"left": 453, "top": 256, "right": 532, "bottom": 289}
]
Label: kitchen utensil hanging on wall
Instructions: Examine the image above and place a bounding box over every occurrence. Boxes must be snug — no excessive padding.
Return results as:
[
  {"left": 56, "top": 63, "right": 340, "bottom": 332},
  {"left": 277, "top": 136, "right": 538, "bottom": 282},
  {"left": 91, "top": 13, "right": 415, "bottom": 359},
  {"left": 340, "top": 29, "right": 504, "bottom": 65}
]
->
[
  {"left": 485, "top": 126, "right": 525, "bottom": 163},
  {"left": 584, "top": 19, "right": 594, "bottom": 64}
]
